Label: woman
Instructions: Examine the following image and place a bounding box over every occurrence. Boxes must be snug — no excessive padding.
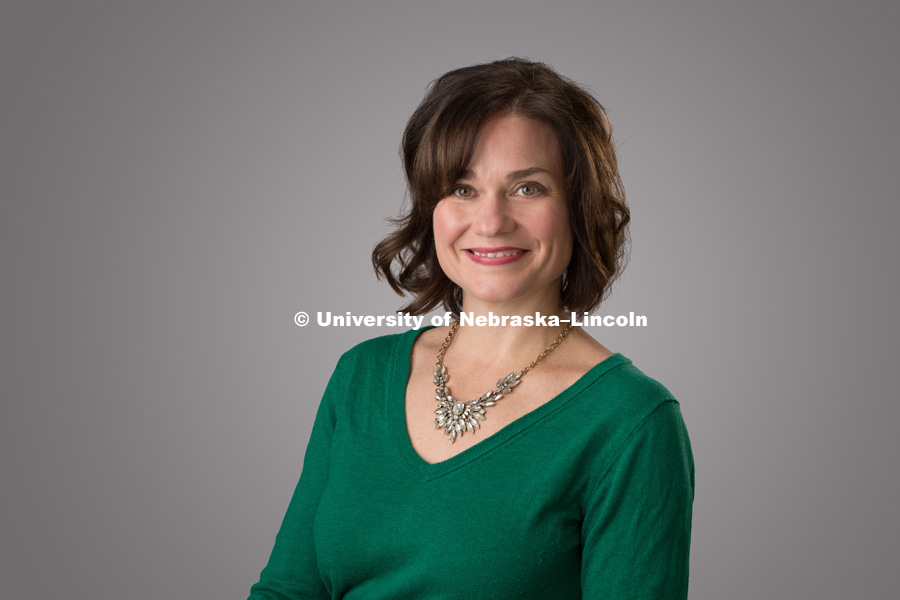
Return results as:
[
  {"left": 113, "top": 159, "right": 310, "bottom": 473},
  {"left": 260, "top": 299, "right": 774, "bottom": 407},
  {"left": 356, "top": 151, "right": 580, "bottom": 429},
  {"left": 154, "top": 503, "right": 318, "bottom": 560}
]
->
[{"left": 249, "top": 58, "right": 694, "bottom": 599}]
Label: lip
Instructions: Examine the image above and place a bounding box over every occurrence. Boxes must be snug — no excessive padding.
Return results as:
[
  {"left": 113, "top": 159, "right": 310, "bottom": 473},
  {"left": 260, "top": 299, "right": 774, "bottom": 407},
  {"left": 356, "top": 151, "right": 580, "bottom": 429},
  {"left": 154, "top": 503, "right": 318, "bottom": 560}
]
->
[{"left": 465, "top": 246, "right": 528, "bottom": 266}]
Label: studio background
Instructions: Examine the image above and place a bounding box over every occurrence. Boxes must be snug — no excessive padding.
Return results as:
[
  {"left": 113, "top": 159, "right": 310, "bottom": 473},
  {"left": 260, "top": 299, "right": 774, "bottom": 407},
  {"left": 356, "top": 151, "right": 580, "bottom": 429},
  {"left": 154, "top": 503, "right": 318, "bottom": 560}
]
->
[{"left": 2, "top": 1, "right": 897, "bottom": 598}]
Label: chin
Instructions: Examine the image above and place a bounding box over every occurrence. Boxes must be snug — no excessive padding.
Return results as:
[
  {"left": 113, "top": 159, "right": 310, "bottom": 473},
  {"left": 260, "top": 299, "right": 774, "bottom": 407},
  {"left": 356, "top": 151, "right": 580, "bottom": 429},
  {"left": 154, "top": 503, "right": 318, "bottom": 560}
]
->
[
  {"left": 460, "top": 284, "right": 517, "bottom": 306},
  {"left": 461, "top": 283, "right": 552, "bottom": 309}
]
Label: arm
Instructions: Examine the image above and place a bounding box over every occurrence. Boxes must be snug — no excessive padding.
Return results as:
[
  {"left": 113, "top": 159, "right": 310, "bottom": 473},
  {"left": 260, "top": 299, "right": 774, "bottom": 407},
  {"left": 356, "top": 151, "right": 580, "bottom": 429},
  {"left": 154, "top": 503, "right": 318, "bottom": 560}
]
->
[
  {"left": 581, "top": 400, "right": 695, "bottom": 599},
  {"left": 248, "top": 357, "right": 348, "bottom": 600}
]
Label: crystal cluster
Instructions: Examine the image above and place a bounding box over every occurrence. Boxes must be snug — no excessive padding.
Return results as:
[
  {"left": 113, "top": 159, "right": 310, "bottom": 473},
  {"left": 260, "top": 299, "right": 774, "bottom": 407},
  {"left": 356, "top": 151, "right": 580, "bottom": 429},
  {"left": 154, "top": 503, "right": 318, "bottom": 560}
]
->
[{"left": 432, "top": 366, "right": 522, "bottom": 443}]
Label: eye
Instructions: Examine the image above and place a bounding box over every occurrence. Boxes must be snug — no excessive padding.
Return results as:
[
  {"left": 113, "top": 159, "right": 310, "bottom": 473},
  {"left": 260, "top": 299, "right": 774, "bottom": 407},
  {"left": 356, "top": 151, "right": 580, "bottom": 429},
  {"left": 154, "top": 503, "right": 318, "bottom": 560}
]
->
[
  {"left": 516, "top": 184, "right": 542, "bottom": 197},
  {"left": 453, "top": 185, "right": 474, "bottom": 198}
]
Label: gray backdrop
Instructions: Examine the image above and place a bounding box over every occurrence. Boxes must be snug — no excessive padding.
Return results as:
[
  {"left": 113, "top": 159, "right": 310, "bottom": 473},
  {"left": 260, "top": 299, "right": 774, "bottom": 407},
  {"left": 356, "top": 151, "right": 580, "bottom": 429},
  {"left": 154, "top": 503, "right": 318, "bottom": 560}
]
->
[{"left": 2, "top": 1, "right": 898, "bottom": 598}]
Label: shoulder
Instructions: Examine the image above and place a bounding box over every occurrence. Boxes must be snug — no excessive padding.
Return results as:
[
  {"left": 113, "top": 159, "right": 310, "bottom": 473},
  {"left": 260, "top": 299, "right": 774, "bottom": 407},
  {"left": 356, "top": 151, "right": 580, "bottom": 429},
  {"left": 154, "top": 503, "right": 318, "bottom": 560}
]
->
[
  {"left": 336, "top": 328, "right": 423, "bottom": 367},
  {"left": 585, "top": 354, "right": 677, "bottom": 411},
  {"left": 599, "top": 359, "right": 677, "bottom": 411},
  {"left": 318, "top": 329, "right": 424, "bottom": 415},
  {"left": 574, "top": 357, "right": 693, "bottom": 497},
  {"left": 567, "top": 354, "right": 687, "bottom": 459},
  {"left": 327, "top": 328, "right": 434, "bottom": 388}
]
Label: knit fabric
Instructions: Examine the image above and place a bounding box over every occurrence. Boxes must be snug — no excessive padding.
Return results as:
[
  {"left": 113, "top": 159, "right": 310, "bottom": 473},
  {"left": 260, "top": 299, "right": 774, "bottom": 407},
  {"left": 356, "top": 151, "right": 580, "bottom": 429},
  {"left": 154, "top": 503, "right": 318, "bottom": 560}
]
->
[{"left": 249, "top": 328, "right": 694, "bottom": 599}]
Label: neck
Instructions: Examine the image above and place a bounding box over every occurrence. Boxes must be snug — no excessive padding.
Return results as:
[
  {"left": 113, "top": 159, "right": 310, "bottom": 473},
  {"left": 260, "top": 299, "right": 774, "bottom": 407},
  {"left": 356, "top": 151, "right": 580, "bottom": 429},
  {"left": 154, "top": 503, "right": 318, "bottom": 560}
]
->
[
  {"left": 458, "top": 284, "right": 567, "bottom": 321},
  {"left": 444, "top": 291, "right": 571, "bottom": 370}
]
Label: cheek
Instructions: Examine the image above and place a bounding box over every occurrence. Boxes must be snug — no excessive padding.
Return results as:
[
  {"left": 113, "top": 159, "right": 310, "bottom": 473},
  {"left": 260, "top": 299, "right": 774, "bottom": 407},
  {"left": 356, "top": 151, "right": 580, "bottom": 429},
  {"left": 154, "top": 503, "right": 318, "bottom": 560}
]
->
[
  {"left": 432, "top": 205, "right": 462, "bottom": 269},
  {"left": 540, "top": 204, "right": 573, "bottom": 260},
  {"left": 432, "top": 204, "right": 464, "bottom": 248},
  {"left": 432, "top": 211, "right": 470, "bottom": 289}
]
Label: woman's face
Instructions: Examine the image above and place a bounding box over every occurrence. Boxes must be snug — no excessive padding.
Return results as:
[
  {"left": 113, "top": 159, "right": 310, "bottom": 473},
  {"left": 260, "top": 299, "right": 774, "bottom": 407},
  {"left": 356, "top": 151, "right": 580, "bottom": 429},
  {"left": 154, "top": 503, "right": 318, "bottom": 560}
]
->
[{"left": 433, "top": 113, "right": 572, "bottom": 312}]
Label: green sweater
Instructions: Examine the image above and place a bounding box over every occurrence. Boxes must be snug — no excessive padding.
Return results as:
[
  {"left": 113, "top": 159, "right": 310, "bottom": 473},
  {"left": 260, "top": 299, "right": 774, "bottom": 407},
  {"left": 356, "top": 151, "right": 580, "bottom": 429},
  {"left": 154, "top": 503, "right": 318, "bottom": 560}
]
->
[{"left": 249, "top": 328, "right": 694, "bottom": 599}]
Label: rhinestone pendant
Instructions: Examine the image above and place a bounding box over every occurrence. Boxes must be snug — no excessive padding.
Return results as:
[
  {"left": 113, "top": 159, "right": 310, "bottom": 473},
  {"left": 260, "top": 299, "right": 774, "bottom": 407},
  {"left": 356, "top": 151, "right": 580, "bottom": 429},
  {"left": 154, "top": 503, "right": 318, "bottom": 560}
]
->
[{"left": 432, "top": 367, "right": 521, "bottom": 443}]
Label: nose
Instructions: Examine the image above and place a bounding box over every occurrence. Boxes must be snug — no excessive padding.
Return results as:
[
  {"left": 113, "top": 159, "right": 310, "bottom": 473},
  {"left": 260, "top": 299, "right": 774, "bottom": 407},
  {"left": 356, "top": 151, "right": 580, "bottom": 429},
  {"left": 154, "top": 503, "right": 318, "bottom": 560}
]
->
[{"left": 472, "top": 190, "right": 515, "bottom": 237}]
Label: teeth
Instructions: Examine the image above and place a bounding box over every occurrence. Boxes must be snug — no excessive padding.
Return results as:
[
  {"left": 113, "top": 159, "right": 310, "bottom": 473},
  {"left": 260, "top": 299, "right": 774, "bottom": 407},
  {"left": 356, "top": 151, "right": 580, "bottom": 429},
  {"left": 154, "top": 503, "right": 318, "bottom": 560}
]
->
[{"left": 471, "top": 250, "right": 522, "bottom": 258}]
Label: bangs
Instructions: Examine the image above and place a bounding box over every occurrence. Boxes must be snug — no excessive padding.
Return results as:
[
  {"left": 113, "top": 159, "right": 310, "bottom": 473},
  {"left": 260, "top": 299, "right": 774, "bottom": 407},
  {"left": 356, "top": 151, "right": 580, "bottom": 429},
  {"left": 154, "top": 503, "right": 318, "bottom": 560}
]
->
[
  {"left": 412, "top": 100, "right": 497, "bottom": 207},
  {"left": 410, "top": 72, "right": 536, "bottom": 207}
]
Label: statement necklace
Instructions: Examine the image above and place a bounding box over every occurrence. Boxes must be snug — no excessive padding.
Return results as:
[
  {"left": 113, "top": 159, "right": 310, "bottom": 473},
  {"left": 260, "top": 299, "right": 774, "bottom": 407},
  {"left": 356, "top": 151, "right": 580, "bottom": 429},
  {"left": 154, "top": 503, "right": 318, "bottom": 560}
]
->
[{"left": 433, "top": 321, "right": 574, "bottom": 443}]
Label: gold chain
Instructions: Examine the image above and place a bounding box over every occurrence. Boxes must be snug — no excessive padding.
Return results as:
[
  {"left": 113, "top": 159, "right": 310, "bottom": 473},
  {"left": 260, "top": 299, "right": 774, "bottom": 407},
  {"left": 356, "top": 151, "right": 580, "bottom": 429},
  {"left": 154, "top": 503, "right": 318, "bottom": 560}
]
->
[{"left": 436, "top": 320, "right": 575, "bottom": 376}]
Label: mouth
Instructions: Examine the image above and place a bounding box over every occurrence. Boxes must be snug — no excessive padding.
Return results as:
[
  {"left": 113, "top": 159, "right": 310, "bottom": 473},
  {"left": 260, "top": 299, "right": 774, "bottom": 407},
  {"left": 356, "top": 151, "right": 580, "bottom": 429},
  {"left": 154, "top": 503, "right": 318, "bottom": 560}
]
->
[
  {"left": 467, "top": 248, "right": 526, "bottom": 258},
  {"left": 464, "top": 247, "right": 528, "bottom": 265}
]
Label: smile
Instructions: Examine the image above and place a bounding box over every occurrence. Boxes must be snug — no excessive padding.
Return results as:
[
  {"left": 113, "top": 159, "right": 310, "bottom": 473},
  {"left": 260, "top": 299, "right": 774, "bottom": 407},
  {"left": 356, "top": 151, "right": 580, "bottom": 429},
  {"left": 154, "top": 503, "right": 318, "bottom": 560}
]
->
[
  {"left": 469, "top": 249, "right": 524, "bottom": 258},
  {"left": 465, "top": 247, "right": 528, "bottom": 266}
]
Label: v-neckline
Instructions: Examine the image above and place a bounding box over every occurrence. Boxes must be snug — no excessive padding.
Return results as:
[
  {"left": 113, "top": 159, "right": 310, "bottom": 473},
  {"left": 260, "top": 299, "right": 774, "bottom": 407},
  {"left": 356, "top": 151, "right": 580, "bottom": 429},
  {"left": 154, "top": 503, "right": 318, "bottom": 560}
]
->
[{"left": 387, "top": 326, "right": 631, "bottom": 481}]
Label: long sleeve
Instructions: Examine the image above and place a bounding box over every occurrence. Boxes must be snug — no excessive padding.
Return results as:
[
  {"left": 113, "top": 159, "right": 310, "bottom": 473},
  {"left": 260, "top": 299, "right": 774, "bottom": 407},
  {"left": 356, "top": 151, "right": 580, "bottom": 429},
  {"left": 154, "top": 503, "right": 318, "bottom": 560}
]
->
[
  {"left": 581, "top": 400, "right": 695, "bottom": 599},
  {"left": 248, "top": 355, "right": 348, "bottom": 600}
]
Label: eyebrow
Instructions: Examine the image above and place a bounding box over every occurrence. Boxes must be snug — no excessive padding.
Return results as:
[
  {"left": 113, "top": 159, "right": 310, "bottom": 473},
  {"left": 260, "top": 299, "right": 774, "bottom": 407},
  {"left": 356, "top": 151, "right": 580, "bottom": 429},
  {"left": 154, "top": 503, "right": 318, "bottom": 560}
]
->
[{"left": 458, "top": 167, "right": 552, "bottom": 181}]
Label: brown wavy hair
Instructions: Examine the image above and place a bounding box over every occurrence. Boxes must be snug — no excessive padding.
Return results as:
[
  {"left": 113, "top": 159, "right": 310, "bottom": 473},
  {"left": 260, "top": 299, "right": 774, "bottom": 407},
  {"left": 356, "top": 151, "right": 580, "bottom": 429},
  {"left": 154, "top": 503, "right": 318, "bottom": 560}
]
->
[{"left": 372, "top": 58, "right": 630, "bottom": 316}]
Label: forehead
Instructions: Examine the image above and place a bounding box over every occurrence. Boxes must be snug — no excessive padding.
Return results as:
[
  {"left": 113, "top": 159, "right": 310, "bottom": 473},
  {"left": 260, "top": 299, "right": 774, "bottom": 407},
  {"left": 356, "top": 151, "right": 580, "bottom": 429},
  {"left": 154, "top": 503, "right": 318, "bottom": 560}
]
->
[{"left": 464, "top": 114, "right": 564, "bottom": 176}]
